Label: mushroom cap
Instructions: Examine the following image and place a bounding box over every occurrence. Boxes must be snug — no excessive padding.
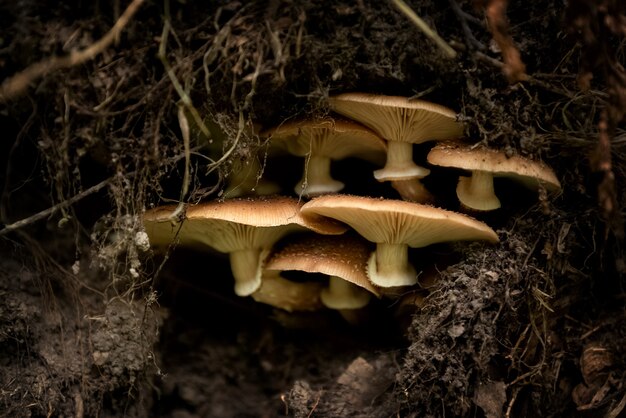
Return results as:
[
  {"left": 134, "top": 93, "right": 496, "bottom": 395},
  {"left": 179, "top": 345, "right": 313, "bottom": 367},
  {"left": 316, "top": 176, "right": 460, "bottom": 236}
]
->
[
  {"left": 143, "top": 197, "right": 347, "bottom": 296},
  {"left": 300, "top": 195, "right": 499, "bottom": 248},
  {"left": 265, "top": 118, "right": 386, "bottom": 163},
  {"left": 427, "top": 142, "right": 561, "bottom": 191},
  {"left": 265, "top": 233, "right": 381, "bottom": 297},
  {"left": 143, "top": 196, "right": 347, "bottom": 252},
  {"left": 328, "top": 93, "right": 464, "bottom": 144}
]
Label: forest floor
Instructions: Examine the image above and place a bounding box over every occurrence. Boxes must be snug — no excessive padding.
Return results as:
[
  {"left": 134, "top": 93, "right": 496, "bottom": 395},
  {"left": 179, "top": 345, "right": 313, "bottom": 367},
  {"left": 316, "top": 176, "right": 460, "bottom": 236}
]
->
[{"left": 0, "top": 1, "right": 625, "bottom": 417}]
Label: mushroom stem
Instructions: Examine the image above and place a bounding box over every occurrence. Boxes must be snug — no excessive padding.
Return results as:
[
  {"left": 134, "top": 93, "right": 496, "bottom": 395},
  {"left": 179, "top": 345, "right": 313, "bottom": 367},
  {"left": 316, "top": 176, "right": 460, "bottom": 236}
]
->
[
  {"left": 229, "top": 248, "right": 267, "bottom": 296},
  {"left": 295, "top": 155, "right": 344, "bottom": 196},
  {"left": 391, "top": 178, "right": 434, "bottom": 203},
  {"left": 368, "top": 243, "right": 417, "bottom": 287},
  {"left": 374, "top": 141, "right": 430, "bottom": 181},
  {"left": 320, "top": 276, "right": 372, "bottom": 310},
  {"left": 252, "top": 271, "right": 324, "bottom": 312},
  {"left": 457, "top": 170, "right": 501, "bottom": 211}
]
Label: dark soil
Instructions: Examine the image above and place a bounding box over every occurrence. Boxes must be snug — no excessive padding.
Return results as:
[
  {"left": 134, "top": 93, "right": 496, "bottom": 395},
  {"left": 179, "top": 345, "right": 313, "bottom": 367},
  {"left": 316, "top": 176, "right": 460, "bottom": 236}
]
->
[{"left": 1, "top": 1, "right": 625, "bottom": 417}]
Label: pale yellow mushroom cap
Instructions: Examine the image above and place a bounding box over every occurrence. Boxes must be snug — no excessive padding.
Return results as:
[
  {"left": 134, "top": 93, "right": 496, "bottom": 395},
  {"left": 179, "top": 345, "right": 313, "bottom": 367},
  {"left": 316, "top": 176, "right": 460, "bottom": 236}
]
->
[
  {"left": 300, "top": 195, "right": 499, "bottom": 248},
  {"left": 328, "top": 93, "right": 464, "bottom": 144},
  {"left": 301, "top": 195, "right": 499, "bottom": 287}
]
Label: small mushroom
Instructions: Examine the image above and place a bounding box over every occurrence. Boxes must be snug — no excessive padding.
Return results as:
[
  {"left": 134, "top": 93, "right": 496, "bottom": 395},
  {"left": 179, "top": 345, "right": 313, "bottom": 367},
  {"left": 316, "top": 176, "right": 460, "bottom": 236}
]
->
[
  {"left": 251, "top": 271, "right": 325, "bottom": 312},
  {"left": 224, "top": 122, "right": 280, "bottom": 198},
  {"left": 264, "top": 118, "right": 386, "bottom": 197},
  {"left": 224, "top": 156, "right": 280, "bottom": 198},
  {"left": 301, "top": 195, "right": 499, "bottom": 288},
  {"left": 264, "top": 233, "right": 380, "bottom": 311},
  {"left": 328, "top": 93, "right": 463, "bottom": 202},
  {"left": 427, "top": 142, "right": 561, "bottom": 211},
  {"left": 143, "top": 196, "right": 346, "bottom": 297}
]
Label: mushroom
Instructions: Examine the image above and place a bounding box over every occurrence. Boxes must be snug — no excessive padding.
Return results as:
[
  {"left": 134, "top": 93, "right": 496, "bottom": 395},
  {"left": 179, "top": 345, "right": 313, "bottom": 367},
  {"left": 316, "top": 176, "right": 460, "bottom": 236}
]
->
[
  {"left": 224, "top": 156, "right": 280, "bottom": 198},
  {"left": 250, "top": 271, "right": 325, "bottom": 312},
  {"left": 264, "top": 118, "right": 386, "bottom": 196},
  {"left": 427, "top": 142, "right": 561, "bottom": 211},
  {"left": 300, "top": 195, "right": 499, "bottom": 288},
  {"left": 328, "top": 93, "right": 464, "bottom": 202},
  {"left": 143, "top": 196, "right": 347, "bottom": 297},
  {"left": 263, "top": 233, "right": 380, "bottom": 311},
  {"left": 224, "top": 122, "right": 280, "bottom": 198}
]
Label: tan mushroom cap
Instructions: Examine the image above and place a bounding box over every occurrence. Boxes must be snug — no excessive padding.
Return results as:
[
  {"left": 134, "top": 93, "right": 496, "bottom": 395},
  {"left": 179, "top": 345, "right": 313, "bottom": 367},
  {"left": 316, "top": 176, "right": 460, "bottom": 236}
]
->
[
  {"left": 328, "top": 93, "right": 464, "bottom": 185},
  {"left": 427, "top": 142, "right": 561, "bottom": 211},
  {"left": 265, "top": 118, "right": 386, "bottom": 196},
  {"left": 264, "top": 233, "right": 380, "bottom": 310},
  {"left": 143, "top": 196, "right": 347, "bottom": 297},
  {"left": 301, "top": 195, "right": 499, "bottom": 287}
]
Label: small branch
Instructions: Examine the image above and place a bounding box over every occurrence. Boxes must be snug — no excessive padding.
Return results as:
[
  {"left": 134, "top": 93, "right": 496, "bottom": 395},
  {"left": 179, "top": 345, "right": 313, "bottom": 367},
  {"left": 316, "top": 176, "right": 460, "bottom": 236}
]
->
[
  {"left": 0, "top": 177, "right": 113, "bottom": 237},
  {"left": 390, "top": 0, "right": 457, "bottom": 59},
  {"left": 0, "top": 149, "right": 197, "bottom": 237},
  {"left": 0, "top": 0, "right": 145, "bottom": 102}
]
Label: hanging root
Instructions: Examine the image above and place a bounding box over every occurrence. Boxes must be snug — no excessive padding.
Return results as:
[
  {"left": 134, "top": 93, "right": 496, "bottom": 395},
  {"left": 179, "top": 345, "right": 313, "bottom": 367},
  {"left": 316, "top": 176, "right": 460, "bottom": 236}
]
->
[
  {"left": 565, "top": 0, "right": 626, "bottom": 270},
  {"left": 478, "top": 0, "right": 528, "bottom": 82}
]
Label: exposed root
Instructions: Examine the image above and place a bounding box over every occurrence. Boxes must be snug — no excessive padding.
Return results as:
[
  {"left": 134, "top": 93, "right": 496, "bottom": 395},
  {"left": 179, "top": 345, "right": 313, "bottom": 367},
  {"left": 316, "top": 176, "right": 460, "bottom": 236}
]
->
[
  {"left": 566, "top": 0, "right": 626, "bottom": 264},
  {"left": 0, "top": 0, "right": 145, "bottom": 102},
  {"left": 479, "top": 0, "right": 528, "bottom": 82}
]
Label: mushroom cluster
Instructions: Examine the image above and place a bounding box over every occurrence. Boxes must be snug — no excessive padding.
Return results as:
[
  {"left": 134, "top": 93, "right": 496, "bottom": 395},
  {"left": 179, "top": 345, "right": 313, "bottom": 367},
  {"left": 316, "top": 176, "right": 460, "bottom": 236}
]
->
[{"left": 143, "top": 93, "right": 560, "bottom": 325}]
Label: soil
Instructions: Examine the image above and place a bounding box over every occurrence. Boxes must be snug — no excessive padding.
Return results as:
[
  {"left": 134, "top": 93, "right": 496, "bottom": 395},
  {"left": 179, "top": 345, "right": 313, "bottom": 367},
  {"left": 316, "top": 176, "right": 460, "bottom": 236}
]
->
[{"left": 1, "top": 1, "right": 625, "bottom": 417}]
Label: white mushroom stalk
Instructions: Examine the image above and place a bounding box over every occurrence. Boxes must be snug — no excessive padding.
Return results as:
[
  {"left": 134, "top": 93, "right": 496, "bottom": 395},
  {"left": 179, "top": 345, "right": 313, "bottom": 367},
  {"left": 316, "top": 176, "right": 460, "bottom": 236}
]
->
[
  {"left": 229, "top": 248, "right": 269, "bottom": 297},
  {"left": 457, "top": 170, "right": 501, "bottom": 211},
  {"left": 376, "top": 141, "right": 434, "bottom": 202},
  {"left": 320, "top": 276, "right": 372, "bottom": 310},
  {"left": 374, "top": 141, "right": 430, "bottom": 181},
  {"left": 367, "top": 242, "right": 417, "bottom": 287},
  {"left": 251, "top": 271, "right": 324, "bottom": 312},
  {"left": 296, "top": 155, "right": 344, "bottom": 196}
]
